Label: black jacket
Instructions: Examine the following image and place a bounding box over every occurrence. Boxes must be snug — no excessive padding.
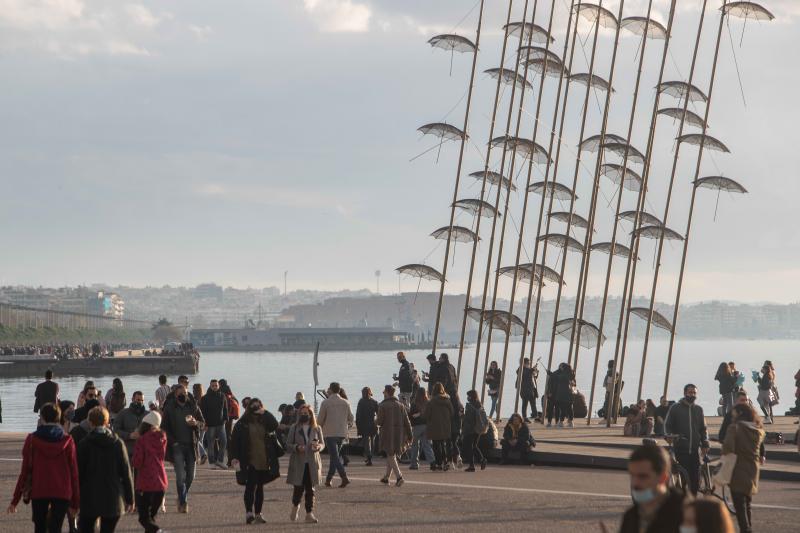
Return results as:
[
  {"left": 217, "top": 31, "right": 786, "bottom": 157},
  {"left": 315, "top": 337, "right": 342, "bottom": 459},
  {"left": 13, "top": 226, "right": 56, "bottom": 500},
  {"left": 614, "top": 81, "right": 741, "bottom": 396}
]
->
[
  {"left": 517, "top": 366, "right": 537, "bottom": 396},
  {"left": 356, "top": 397, "right": 379, "bottom": 436},
  {"left": 485, "top": 368, "right": 502, "bottom": 395},
  {"left": 199, "top": 390, "right": 228, "bottom": 427},
  {"left": 33, "top": 380, "right": 59, "bottom": 413},
  {"left": 398, "top": 360, "right": 413, "bottom": 393},
  {"left": 427, "top": 361, "right": 449, "bottom": 392},
  {"left": 619, "top": 489, "right": 684, "bottom": 533},
  {"left": 502, "top": 423, "right": 532, "bottom": 447},
  {"left": 161, "top": 399, "right": 204, "bottom": 462},
  {"left": 664, "top": 399, "right": 709, "bottom": 453},
  {"left": 77, "top": 428, "right": 134, "bottom": 517},
  {"left": 229, "top": 412, "right": 280, "bottom": 472},
  {"left": 462, "top": 400, "right": 484, "bottom": 436}
]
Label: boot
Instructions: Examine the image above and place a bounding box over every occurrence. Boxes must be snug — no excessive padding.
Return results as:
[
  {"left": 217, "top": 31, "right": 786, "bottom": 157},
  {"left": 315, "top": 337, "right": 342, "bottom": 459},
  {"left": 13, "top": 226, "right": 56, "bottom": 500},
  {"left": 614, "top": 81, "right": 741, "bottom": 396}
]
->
[
  {"left": 305, "top": 512, "right": 318, "bottom": 523},
  {"left": 324, "top": 476, "right": 332, "bottom": 488},
  {"left": 339, "top": 475, "right": 350, "bottom": 488}
]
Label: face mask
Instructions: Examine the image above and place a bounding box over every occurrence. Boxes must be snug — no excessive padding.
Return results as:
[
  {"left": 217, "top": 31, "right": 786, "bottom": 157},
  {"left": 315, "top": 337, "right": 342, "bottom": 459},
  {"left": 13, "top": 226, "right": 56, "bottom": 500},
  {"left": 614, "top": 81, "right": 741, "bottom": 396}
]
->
[
  {"left": 631, "top": 488, "right": 656, "bottom": 504},
  {"left": 298, "top": 415, "right": 310, "bottom": 423},
  {"left": 133, "top": 402, "right": 145, "bottom": 413},
  {"left": 177, "top": 395, "right": 187, "bottom": 403},
  {"left": 685, "top": 396, "right": 696, "bottom": 404},
  {"left": 679, "top": 527, "right": 697, "bottom": 533}
]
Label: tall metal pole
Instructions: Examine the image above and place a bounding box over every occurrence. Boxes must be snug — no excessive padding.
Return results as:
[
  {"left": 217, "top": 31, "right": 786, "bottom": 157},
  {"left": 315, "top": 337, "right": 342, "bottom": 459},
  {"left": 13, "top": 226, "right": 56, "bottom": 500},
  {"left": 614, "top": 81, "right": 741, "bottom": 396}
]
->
[
  {"left": 663, "top": 2, "right": 728, "bottom": 398},
  {"left": 606, "top": 0, "right": 678, "bottom": 427},
  {"left": 586, "top": 0, "right": 657, "bottom": 425},
  {"left": 430, "top": 0, "right": 487, "bottom": 353},
  {"left": 635, "top": 0, "right": 709, "bottom": 401}
]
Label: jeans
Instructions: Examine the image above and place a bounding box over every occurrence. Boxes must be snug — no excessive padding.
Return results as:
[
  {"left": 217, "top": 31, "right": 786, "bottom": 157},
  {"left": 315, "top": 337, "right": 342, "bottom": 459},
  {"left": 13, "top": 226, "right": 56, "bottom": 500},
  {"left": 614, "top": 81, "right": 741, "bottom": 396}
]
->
[
  {"left": 324, "top": 436, "right": 347, "bottom": 480},
  {"left": 31, "top": 498, "right": 69, "bottom": 533},
  {"left": 463, "top": 432, "right": 484, "bottom": 468},
  {"left": 409, "top": 425, "right": 434, "bottom": 467},
  {"left": 732, "top": 492, "right": 752, "bottom": 533},
  {"left": 243, "top": 467, "right": 265, "bottom": 514},
  {"left": 205, "top": 425, "right": 227, "bottom": 463},
  {"left": 292, "top": 464, "right": 314, "bottom": 513},
  {"left": 78, "top": 515, "right": 120, "bottom": 533},
  {"left": 135, "top": 491, "right": 164, "bottom": 533},
  {"left": 172, "top": 442, "right": 196, "bottom": 504},
  {"left": 361, "top": 434, "right": 375, "bottom": 461},
  {"left": 675, "top": 449, "right": 701, "bottom": 495},
  {"left": 197, "top": 428, "right": 207, "bottom": 460},
  {"left": 520, "top": 391, "right": 537, "bottom": 420},
  {"left": 488, "top": 393, "right": 498, "bottom": 418}
]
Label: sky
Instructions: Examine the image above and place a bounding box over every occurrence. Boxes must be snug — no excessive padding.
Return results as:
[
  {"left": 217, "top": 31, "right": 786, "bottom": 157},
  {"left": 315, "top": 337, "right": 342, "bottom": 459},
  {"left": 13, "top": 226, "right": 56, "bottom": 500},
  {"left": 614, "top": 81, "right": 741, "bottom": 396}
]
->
[{"left": 0, "top": 1, "right": 798, "bottom": 304}]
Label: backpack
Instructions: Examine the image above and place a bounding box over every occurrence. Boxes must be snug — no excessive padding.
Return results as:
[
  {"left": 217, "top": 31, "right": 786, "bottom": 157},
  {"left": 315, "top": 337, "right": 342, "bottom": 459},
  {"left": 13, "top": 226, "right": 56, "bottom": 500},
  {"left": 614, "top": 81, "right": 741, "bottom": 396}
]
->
[
  {"left": 226, "top": 394, "right": 240, "bottom": 420},
  {"left": 476, "top": 406, "right": 489, "bottom": 435}
]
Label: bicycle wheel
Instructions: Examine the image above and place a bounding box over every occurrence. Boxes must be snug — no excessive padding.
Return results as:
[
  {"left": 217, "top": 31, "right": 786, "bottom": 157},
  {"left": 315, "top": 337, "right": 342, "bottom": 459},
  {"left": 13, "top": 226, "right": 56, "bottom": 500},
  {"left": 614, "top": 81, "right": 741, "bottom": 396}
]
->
[
  {"left": 718, "top": 485, "right": 737, "bottom": 515},
  {"left": 670, "top": 463, "right": 690, "bottom": 494}
]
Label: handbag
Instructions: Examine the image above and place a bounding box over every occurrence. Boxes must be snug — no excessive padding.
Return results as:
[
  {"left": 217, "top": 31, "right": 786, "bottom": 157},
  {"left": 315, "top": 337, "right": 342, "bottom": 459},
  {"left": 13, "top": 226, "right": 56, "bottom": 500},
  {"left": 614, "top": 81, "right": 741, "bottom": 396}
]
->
[
  {"left": 713, "top": 453, "right": 737, "bottom": 487},
  {"left": 235, "top": 467, "right": 248, "bottom": 486},
  {"left": 267, "top": 432, "right": 285, "bottom": 458},
  {"left": 769, "top": 386, "right": 780, "bottom": 407}
]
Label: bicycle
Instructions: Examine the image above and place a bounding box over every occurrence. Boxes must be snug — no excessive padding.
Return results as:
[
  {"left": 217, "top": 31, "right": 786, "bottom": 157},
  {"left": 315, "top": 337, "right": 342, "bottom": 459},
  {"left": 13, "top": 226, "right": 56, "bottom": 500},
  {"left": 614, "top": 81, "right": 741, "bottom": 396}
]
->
[
  {"left": 698, "top": 454, "right": 736, "bottom": 515},
  {"left": 642, "top": 436, "right": 689, "bottom": 493}
]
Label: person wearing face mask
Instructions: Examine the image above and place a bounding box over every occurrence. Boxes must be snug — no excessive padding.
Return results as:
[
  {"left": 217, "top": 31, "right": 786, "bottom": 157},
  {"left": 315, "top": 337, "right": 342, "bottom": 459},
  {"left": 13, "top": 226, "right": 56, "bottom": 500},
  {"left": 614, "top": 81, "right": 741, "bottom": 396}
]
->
[
  {"left": 286, "top": 405, "right": 324, "bottom": 524},
  {"left": 160, "top": 385, "right": 204, "bottom": 514},
  {"left": 620, "top": 444, "right": 684, "bottom": 533},
  {"left": 664, "top": 384, "right": 710, "bottom": 494},
  {"left": 680, "top": 497, "right": 735, "bottom": 533},
  {"left": 71, "top": 390, "right": 102, "bottom": 446},
  {"left": 230, "top": 398, "right": 280, "bottom": 524},
  {"left": 113, "top": 391, "right": 148, "bottom": 458}
]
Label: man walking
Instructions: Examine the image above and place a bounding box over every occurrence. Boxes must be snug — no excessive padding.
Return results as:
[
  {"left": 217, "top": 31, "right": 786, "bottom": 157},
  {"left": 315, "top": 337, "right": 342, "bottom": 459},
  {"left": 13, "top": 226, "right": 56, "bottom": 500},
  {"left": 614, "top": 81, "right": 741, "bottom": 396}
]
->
[
  {"left": 376, "top": 385, "right": 412, "bottom": 487},
  {"left": 154, "top": 375, "right": 170, "bottom": 410},
  {"left": 664, "top": 384, "right": 710, "bottom": 494},
  {"left": 395, "top": 352, "right": 414, "bottom": 408},
  {"left": 34, "top": 369, "right": 59, "bottom": 414},
  {"left": 199, "top": 379, "right": 228, "bottom": 469},
  {"left": 317, "top": 382, "right": 354, "bottom": 488},
  {"left": 161, "top": 385, "right": 204, "bottom": 513},
  {"left": 620, "top": 444, "right": 684, "bottom": 532},
  {"left": 113, "top": 391, "right": 147, "bottom": 458}
]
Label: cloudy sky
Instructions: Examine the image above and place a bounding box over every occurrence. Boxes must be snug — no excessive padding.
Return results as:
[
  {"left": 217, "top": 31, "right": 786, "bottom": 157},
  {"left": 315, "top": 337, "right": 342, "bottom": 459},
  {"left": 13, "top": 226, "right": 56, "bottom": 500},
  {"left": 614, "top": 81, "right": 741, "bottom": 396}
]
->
[{"left": 0, "top": 1, "right": 798, "bottom": 304}]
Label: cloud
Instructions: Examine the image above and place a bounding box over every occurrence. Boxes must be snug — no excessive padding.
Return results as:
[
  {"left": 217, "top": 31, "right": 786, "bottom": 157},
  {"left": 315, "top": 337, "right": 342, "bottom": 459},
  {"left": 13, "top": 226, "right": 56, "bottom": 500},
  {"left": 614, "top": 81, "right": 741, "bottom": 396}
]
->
[
  {"left": 195, "top": 182, "right": 356, "bottom": 217},
  {"left": 301, "top": 0, "right": 371, "bottom": 33},
  {"left": 125, "top": 4, "right": 166, "bottom": 30}
]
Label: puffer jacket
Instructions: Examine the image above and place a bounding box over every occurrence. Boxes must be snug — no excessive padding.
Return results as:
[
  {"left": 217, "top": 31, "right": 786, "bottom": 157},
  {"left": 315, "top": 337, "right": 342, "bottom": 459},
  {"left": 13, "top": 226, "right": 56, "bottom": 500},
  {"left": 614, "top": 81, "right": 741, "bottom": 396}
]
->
[
  {"left": 132, "top": 429, "right": 168, "bottom": 492},
  {"left": 664, "top": 399, "right": 709, "bottom": 453}
]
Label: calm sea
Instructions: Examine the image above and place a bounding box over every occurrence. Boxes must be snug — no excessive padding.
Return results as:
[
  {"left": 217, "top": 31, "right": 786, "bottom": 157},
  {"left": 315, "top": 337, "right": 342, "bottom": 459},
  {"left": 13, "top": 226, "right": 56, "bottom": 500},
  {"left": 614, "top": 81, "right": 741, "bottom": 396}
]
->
[{"left": 1, "top": 339, "right": 797, "bottom": 433}]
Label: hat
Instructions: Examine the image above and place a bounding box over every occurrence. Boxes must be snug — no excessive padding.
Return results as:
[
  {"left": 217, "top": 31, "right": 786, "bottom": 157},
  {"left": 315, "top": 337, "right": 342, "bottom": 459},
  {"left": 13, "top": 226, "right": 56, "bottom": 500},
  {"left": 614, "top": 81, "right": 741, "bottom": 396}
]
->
[
  {"left": 384, "top": 384, "right": 396, "bottom": 395},
  {"left": 143, "top": 410, "right": 162, "bottom": 427}
]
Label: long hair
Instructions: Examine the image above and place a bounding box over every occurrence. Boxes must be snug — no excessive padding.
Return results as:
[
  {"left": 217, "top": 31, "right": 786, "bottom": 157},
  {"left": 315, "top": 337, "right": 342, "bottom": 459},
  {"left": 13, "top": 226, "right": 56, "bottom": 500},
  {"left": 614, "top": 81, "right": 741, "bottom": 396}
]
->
[
  {"left": 192, "top": 383, "right": 203, "bottom": 401},
  {"left": 112, "top": 378, "right": 124, "bottom": 393},
  {"left": 432, "top": 382, "right": 446, "bottom": 397},
  {"left": 296, "top": 404, "right": 318, "bottom": 428},
  {"left": 361, "top": 387, "right": 372, "bottom": 400},
  {"left": 414, "top": 388, "right": 429, "bottom": 410},
  {"left": 244, "top": 397, "right": 265, "bottom": 423},
  {"left": 715, "top": 362, "right": 731, "bottom": 380},
  {"left": 691, "top": 498, "right": 735, "bottom": 533},
  {"left": 732, "top": 403, "right": 763, "bottom": 428}
]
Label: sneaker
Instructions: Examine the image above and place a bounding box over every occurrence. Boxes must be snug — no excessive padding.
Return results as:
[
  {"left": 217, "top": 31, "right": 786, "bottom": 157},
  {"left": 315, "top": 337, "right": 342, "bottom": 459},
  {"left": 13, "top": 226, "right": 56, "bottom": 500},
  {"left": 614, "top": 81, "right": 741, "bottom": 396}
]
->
[
  {"left": 179, "top": 502, "right": 189, "bottom": 514},
  {"left": 199, "top": 455, "right": 208, "bottom": 465},
  {"left": 380, "top": 477, "right": 389, "bottom": 484},
  {"left": 465, "top": 466, "right": 476, "bottom": 472},
  {"left": 409, "top": 464, "right": 419, "bottom": 470},
  {"left": 568, "top": 421, "right": 574, "bottom": 428},
  {"left": 254, "top": 514, "right": 266, "bottom": 524},
  {"left": 290, "top": 505, "right": 300, "bottom": 522},
  {"left": 480, "top": 458, "right": 487, "bottom": 470},
  {"left": 396, "top": 477, "right": 404, "bottom": 487},
  {"left": 305, "top": 512, "right": 318, "bottom": 524},
  {"left": 557, "top": 421, "right": 564, "bottom": 428},
  {"left": 365, "top": 459, "right": 373, "bottom": 466},
  {"left": 546, "top": 422, "right": 552, "bottom": 428},
  {"left": 324, "top": 478, "right": 332, "bottom": 488},
  {"left": 215, "top": 462, "right": 228, "bottom": 470},
  {"left": 246, "top": 513, "right": 255, "bottom": 525}
]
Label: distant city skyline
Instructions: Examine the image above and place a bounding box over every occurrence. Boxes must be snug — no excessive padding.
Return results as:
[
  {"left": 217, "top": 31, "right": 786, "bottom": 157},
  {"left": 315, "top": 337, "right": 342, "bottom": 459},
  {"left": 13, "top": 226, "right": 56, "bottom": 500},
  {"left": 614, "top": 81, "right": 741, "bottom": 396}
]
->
[{"left": 1, "top": 2, "right": 798, "bottom": 303}]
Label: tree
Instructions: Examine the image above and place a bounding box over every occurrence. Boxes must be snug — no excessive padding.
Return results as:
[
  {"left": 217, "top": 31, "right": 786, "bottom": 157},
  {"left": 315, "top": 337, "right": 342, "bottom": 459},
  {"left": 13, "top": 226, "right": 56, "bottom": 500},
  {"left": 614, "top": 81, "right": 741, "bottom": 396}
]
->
[{"left": 151, "top": 318, "right": 182, "bottom": 343}]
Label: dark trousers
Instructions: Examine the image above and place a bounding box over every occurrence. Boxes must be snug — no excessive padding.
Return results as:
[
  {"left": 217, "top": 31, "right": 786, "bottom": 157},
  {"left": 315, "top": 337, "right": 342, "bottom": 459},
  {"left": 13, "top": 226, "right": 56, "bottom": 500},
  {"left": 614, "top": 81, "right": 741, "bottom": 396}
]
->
[
  {"left": 135, "top": 491, "right": 164, "bottom": 533},
  {"left": 544, "top": 396, "right": 555, "bottom": 423},
  {"left": 361, "top": 434, "right": 375, "bottom": 460},
  {"left": 675, "top": 449, "right": 701, "bottom": 494},
  {"left": 31, "top": 498, "right": 69, "bottom": 533},
  {"left": 501, "top": 440, "right": 529, "bottom": 463},
  {"left": 244, "top": 468, "right": 265, "bottom": 514},
  {"left": 732, "top": 492, "right": 753, "bottom": 533},
  {"left": 291, "top": 464, "right": 314, "bottom": 513},
  {"left": 520, "top": 391, "right": 538, "bottom": 420},
  {"left": 78, "top": 515, "right": 120, "bottom": 533},
  {"left": 556, "top": 400, "right": 573, "bottom": 422},
  {"left": 432, "top": 439, "right": 449, "bottom": 466},
  {"left": 463, "top": 433, "right": 484, "bottom": 467}
]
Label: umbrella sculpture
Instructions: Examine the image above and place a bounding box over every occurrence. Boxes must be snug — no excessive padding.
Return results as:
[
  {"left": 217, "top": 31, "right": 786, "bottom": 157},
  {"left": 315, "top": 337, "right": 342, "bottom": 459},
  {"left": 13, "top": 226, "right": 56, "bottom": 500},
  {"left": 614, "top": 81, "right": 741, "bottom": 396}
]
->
[
  {"left": 537, "top": 233, "right": 585, "bottom": 253},
  {"left": 430, "top": 226, "right": 479, "bottom": 243},
  {"left": 658, "top": 107, "right": 707, "bottom": 129},
  {"left": 528, "top": 181, "right": 577, "bottom": 201},
  {"left": 677, "top": 133, "right": 730, "bottom": 153},
  {"left": 428, "top": 34, "right": 477, "bottom": 75},
  {"left": 580, "top": 133, "right": 627, "bottom": 152},
  {"left": 503, "top": 21, "right": 554, "bottom": 44},
  {"left": 590, "top": 242, "right": 638, "bottom": 260},
  {"left": 620, "top": 16, "right": 668, "bottom": 39},
  {"left": 484, "top": 68, "right": 533, "bottom": 91},
  {"left": 618, "top": 210, "right": 663, "bottom": 227},
  {"left": 657, "top": 80, "right": 708, "bottom": 103},
  {"left": 575, "top": 3, "right": 619, "bottom": 30},
  {"left": 469, "top": 170, "right": 517, "bottom": 192},
  {"left": 629, "top": 307, "right": 674, "bottom": 332},
  {"left": 554, "top": 318, "right": 606, "bottom": 348},
  {"left": 548, "top": 211, "right": 590, "bottom": 229},
  {"left": 600, "top": 163, "right": 644, "bottom": 192},
  {"left": 452, "top": 198, "right": 502, "bottom": 218}
]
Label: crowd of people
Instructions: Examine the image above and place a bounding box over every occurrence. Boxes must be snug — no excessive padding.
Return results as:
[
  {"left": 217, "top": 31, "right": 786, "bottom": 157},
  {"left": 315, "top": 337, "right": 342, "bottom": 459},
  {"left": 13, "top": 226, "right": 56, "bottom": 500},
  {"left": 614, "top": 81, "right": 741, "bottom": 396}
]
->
[
  {"left": 0, "top": 343, "right": 195, "bottom": 360},
  {"left": 6, "top": 352, "right": 799, "bottom": 532}
]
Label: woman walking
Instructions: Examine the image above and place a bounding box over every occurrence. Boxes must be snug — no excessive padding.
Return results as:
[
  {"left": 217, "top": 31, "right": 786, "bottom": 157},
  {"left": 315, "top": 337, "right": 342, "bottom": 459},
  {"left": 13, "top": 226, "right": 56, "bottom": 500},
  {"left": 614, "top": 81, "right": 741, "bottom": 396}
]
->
[
  {"left": 485, "top": 361, "right": 502, "bottom": 419},
  {"left": 131, "top": 411, "right": 167, "bottom": 533},
  {"left": 715, "top": 362, "right": 736, "bottom": 415},
  {"left": 408, "top": 388, "right": 434, "bottom": 470},
  {"left": 355, "top": 387, "right": 378, "bottom": 466},
  {"left": 286, "top": 404, "right": 324, "bottom": 524},
  {"left": 722, "top": 403, "right": 765, "bottom": 533},
  {"left": 230, "top": 397, "right": 281, "bottom": 524},
  {"left": 8, "top": 403, "right": 80, "bottom": 533},
  {"left": 423, "top": 383, "right": 453, "bottom": 471},
  {"left": 462, "top": 390, "right": 487, "bottom": 472},
  {"left": 376, "top": 385, "right": 412, "bottom": 486},
  {"left": 756, "top": 362, "right": 776, "bottom": 423}
]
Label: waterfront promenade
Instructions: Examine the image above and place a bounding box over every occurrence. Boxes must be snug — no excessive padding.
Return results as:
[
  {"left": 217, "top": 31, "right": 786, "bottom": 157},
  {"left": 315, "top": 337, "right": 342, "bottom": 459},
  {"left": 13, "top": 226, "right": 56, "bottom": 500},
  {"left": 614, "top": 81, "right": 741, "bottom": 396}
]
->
[{"left": 1, "top": 423, "right": 798, "bottom": 531}]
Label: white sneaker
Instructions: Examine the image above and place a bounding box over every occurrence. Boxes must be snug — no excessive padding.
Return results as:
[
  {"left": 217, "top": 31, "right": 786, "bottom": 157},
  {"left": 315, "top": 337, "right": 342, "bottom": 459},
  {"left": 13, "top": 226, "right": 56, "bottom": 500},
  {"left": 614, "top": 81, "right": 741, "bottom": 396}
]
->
[
  {"left": 305, "top": 511, "right": 318, "bottom": 524},
  {"left": 215, "top": 462, "right": 228, "bottom": 470},
  {"left": 568, "top": 421, "right": 574, "bottom": 428},
  {"left": 290, "top": 505, "right": 300, "bottom": 522},
  {"left": 396, "top": 477, "right": 404, "bottom": 487}
]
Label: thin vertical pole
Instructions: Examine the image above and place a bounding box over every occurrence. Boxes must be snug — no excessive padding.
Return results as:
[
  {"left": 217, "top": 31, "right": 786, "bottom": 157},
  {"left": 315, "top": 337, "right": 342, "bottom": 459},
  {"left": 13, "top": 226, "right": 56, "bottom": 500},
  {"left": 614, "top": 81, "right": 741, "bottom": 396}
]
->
[
  {"left": 636, "top": 0, "right": 709, "bottom": 401},
  {"left": 663, "top": 3, "right": 728, "bottom": 398},
  {"left": 430, "top": 0, "right": 487, "bottom": 353}
]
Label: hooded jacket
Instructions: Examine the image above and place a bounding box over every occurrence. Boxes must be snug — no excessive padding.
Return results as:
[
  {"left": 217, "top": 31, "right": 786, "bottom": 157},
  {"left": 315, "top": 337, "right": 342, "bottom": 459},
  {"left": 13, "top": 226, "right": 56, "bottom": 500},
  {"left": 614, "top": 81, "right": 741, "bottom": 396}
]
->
[
  {"left": 132, "top": 429, "right": 168, "bottom": 493},
  {"left": 12, "top": 425, "right": 79, "bottom": 508},
  {"left": 664, "top": 399, "right": 710, "bottom": 453},
  {"left": 77, "top": 427, "right": 134, "bottom": 517},
  {"left": 423, "top": 394, "right": 453, "bottom": 440},
  {"left": 722, "top": 421, "right": 765, "bottom": 496}
]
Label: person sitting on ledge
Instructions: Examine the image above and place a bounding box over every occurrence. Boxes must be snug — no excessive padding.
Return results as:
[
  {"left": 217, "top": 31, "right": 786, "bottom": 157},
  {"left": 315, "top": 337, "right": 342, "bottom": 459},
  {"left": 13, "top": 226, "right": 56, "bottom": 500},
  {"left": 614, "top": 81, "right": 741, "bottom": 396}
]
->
[{"left": 500, "top": 413, "right": 534, "bottom": 465}]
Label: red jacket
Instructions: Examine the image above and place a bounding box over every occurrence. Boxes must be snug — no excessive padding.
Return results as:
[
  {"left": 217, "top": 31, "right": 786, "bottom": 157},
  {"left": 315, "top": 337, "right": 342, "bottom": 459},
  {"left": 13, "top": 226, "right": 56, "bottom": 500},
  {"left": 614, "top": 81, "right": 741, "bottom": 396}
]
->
[
  {"left": 12, "top": 425, "right": 79, "bottom": 508},
  {"left": 132, "top": 429, "right": 168, "bottom": 492}
]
